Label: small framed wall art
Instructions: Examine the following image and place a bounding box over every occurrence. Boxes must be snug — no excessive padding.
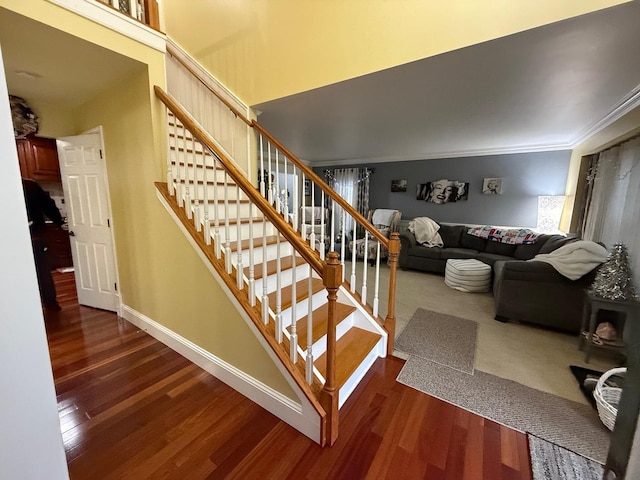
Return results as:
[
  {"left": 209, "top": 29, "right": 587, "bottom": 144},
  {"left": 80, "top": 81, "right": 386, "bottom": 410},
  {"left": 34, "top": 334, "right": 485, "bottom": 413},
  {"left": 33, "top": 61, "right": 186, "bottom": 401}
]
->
[
  {"left": 391, "top": 179, "right": 407, "bottom": 192},
  {"left": 482, "top": 177, "right": 503, "bottom": 195}
]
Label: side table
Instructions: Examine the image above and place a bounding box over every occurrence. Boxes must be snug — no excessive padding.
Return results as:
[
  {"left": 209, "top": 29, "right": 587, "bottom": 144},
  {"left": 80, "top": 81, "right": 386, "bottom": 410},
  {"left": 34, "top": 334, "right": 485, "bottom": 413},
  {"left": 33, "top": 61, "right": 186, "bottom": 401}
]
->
[{"left": 578, "top": 292, "right": 639, "bottom": 363}]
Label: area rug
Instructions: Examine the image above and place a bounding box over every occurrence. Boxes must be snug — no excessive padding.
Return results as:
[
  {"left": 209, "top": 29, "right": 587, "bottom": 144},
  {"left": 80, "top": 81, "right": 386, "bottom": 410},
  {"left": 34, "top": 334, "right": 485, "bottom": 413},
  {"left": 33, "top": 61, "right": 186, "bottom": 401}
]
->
[
  {"left": 529, "top": 434, "right": 604, "bottom": 480},
  {"left": 397, "top": 355, "right": 610, "bottom": 463},
  {"left": 395, "top": 308, "right": 477, "bottom": 374}
]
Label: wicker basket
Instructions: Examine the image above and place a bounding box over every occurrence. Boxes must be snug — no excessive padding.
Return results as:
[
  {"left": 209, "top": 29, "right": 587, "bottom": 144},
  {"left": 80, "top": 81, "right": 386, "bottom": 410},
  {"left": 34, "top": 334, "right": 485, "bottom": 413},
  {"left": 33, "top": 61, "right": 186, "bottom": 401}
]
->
[{"left": 594, "top": 367, "right": 626, "bottom": 431}]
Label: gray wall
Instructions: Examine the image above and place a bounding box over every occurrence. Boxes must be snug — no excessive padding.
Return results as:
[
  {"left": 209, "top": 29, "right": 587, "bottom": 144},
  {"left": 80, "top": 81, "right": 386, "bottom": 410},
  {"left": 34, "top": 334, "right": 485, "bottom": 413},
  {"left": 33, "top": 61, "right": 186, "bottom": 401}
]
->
[{"left": 316, "top": 150, "right": 571, "bottom": 227}]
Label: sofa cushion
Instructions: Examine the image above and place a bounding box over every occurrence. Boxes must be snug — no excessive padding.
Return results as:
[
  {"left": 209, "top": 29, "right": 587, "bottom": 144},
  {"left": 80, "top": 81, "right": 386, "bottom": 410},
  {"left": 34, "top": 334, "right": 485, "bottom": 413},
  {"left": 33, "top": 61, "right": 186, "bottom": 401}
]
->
[
  {"left": 485, "top": 241, "right": 517, "bottom": 256},
  {"left": 460, "top": 232, "right": 487, "bottom": 252},
  {"left": 408, "top": 246, "right": 441, "bottom": 260},
  {"left": 538, "top": 235, "right": 576, "bottom": 254},
  {"left": 477, "top": 252, "right": 513, "bottom": 267},
  {"left": 441, "top": 248, "right": 478, "bottom": 260},
  {"left": 514, "top": 235, "right": 549, "bottom": 260},
  {"left": 439, "top": 225, "right": 464, "bottom": 248}
]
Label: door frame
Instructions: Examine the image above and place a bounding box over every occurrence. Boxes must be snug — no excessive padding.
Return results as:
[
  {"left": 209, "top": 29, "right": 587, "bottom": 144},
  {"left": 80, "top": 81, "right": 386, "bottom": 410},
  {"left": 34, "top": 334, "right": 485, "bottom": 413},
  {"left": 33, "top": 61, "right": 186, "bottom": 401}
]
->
[{"left": 58, "top": 125, "right": 121, "bottom": 312}]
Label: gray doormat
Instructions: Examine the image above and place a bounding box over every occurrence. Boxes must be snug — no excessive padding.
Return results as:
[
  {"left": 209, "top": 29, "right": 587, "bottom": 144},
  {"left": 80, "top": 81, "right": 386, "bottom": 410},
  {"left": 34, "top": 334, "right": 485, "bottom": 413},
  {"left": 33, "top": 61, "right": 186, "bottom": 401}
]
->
[
  {"left": 529, "top": 434, "right": 604, "bottom": 480},
  {"left": 397, "top": 355, "right": 610, "bottom": 463},
  {"left": 395, "top": 308, "right": 477, "bottom": 374}
]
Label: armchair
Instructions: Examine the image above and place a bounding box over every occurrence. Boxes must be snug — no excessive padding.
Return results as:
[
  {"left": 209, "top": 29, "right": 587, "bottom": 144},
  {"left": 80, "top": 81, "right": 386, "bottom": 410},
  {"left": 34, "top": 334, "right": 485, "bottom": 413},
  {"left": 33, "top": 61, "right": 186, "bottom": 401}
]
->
[
  {"left": 300, "top": 206, "right": 330, "bottom": 246},
  {"left": 351, "top": 209, "right": 401, "bottom": 264}
]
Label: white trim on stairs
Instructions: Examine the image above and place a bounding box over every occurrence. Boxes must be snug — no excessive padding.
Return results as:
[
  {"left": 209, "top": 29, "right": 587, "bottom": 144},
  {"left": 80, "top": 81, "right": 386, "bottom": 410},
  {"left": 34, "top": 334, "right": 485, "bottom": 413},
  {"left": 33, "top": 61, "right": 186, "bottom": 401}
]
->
[{"left": 156, "top": 189, "right": 322, "bottom": 443}]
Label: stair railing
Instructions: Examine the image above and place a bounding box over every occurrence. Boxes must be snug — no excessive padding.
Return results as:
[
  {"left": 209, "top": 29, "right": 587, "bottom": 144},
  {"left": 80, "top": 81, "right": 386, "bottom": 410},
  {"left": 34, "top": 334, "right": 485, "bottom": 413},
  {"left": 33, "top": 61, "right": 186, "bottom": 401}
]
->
[
  {"left": 96, "top": 0, "right": 160, "bottom": 29},
  {"left": 159, "top": 86, "right": 346, "bottom": 443},
  {"left": 165, "top": 42, "right": 399, "bottom": 352}
]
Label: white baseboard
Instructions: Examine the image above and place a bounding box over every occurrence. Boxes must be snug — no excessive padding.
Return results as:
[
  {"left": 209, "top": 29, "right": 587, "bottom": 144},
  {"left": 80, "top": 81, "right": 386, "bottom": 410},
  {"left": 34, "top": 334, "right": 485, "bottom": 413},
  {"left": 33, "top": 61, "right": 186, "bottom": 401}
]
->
[{"left": 121, "top": 304, "right": 321, "bottom": 443}]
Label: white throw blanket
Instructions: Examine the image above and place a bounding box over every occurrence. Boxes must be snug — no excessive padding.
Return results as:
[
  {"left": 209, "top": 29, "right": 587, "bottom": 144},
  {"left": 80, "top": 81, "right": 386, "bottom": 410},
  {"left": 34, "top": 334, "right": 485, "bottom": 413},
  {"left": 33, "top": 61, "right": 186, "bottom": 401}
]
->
[
  {"left": 532, "top": 240, "right": 608, "bottom": 280},
  {"left": 409, "top": 217, "right": 443, "bottom": 247},
  {"left": 372, "top": 209, "right": 396, "bottom": 227}
]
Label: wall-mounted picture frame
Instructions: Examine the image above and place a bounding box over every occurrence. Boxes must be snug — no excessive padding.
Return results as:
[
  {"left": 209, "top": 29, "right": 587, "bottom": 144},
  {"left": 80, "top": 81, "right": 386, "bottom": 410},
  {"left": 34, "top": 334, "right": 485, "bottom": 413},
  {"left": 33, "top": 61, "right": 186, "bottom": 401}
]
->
[
  {"left": 391, "top": 179, "right": 407, "bottom": 192},
  {"left": 423, "top": 179, "right": 469, "bottom": 204},
  {"left": 304, "top": 179, "right": 311, "bottom": 196},
  {"left": 482, "top": 177, "right": 503, "bottom": 195},
  {"left": 416, "top": 183, "right": 428, "bottom": 200}
]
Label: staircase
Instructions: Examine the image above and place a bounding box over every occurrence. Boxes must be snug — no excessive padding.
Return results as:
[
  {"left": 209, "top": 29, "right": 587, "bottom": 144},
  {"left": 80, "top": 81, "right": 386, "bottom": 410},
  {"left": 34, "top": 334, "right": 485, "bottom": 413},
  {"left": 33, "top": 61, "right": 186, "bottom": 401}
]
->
[{"left": 153, "top": 42, "right": 399, "bottom": 446}]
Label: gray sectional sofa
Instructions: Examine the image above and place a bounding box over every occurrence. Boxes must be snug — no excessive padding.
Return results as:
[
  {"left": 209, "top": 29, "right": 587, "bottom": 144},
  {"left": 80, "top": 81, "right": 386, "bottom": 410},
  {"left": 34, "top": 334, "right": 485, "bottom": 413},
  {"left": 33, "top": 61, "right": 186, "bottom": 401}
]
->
[{"left": 398, "top": 223, "right": 600, "bottom": 333}]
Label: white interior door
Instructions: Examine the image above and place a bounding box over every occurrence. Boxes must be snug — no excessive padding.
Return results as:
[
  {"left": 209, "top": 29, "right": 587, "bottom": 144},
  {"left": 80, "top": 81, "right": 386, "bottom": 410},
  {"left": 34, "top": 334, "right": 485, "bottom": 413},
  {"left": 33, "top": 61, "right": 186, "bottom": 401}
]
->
[{"left": 56, "top": 129, "right": 118, "bottom": 312}]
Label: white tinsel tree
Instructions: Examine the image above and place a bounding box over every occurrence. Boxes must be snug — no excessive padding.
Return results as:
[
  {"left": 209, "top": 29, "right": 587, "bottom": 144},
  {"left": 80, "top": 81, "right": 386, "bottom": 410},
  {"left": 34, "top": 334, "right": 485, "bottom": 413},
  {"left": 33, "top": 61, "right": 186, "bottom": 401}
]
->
[{"left": 590, "top": 243, "right": 637, "bottom": 301}]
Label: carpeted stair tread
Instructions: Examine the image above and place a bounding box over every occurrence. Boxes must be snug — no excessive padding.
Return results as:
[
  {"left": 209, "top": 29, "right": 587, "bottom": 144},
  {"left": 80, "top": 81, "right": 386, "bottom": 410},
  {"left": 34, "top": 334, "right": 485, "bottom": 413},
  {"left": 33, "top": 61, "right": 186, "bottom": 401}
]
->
[
  {"left": 288, "top": 302, "right": 357, "bottom": 347},
  {"left": 268, "top": 278, "right": 324, "bottom": 311},
  {"left": 315, "top": 327, "right": 381, "bottom": 389},
  {"left": 245, "top": 255, "right": 307, "bottom": 280}
]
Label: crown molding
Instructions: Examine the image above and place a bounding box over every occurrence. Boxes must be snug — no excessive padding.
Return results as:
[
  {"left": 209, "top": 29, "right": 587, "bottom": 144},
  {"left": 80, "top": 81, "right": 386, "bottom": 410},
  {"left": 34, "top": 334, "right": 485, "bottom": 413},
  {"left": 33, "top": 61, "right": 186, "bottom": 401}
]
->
[
  {"left": 570, "top": 83, "right": 640, "bottom": 148},
  {"left": 308, "top": 142, "right": 573, "bottom": 167}
]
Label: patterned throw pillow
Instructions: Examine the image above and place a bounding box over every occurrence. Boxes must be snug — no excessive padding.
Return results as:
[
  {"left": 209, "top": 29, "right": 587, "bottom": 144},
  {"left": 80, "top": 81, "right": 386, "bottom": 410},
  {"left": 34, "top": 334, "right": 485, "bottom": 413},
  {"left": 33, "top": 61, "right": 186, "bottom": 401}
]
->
[{"left": 467, "top": 226, "right": 540, "bottom": 245}]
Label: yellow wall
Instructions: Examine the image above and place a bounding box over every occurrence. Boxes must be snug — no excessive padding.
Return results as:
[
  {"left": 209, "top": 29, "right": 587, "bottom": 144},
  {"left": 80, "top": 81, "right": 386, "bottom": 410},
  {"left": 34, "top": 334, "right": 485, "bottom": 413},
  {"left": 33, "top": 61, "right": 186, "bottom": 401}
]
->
[
  {"left": 163, "top": 0, "right": 631, "bottom": 105},
  {"left": 1, "top": 0, "right": 296, "bottom": 399}
]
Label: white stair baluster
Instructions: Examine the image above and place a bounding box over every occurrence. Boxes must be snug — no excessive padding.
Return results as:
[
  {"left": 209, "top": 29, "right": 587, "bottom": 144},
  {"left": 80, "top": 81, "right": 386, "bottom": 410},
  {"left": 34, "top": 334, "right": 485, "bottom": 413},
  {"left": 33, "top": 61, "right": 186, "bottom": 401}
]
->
[
  {"left": 292, "top": 166, "right": 299, "bottom": 232},
  {"left": 235, "top": 185, "right": 243, "bottom": 290},
  {"left": 373, "top": 242, "right": 381, "bottom": 317},
  {"left": 193, "top": 137, "right": 201, "bottom": 231},
  {"left": 283, "top": 157, "right": 289, "bottom": 223},
  {"left": 274, "top": 148, "right": 281, "bottom": 214},
  {"left": 340, "top": 210, "right": 346, "bottom": 282},
  {"left": 202, "top": 149, "right": 210, "bottom": 245},
  {"left": 167, "top": 108, "right": 174, "bottom": 196},
  {"left": 184, "top": 133, "right": 192, "bottom": 220},
  {"left": 290, "top": 250, "right": 298, "bottom": 363},
  {"left": 305, "top": 266, "right": 314, "bottom": 384},
  {"left": 275, "top": 236, "right": 282, "bottom": 343},
  {"left": 319, "top": 191, "right": 325, "bottom": 259},
  {"left": 330, "top": 198, "right": 335, "bottom": 255},
  {"left": 248, "top": 208, "right": 255, "bottom": 307},
  {"left": 176, "top": 119, "right": 184, "bottom": 208},
  {"left": 259, "top": 134, "right": 265, "bottom": 198},
  {"left": 261, "top": 215, "right": 269, "bottom": 325},
  {"left": 212, "top": 153, "right": 221, "bottom": 258},
  {"left": 309, "top": 186, "right": 316, "bottom": 251},
  {"left": 362, "top": 232, "right": 368, "bottom": 302},
  {"left": 267, "top": 142, "right": 273, "bottom": 205},
  {"left": 223, "top": 172, "right": 232, "bottom": 274},
  {"left": 350, "top": 218, "right": 357, "bottom": 292},
  {"left": 301, "top": 178, "right": 307, "bottom": 240}
]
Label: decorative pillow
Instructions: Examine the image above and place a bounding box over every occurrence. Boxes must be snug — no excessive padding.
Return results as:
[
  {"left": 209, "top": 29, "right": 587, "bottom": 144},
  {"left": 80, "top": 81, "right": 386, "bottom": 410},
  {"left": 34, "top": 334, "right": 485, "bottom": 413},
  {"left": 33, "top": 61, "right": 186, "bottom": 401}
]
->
[{"left": 467, "top": 226, "right": 540, "bottom": 245}]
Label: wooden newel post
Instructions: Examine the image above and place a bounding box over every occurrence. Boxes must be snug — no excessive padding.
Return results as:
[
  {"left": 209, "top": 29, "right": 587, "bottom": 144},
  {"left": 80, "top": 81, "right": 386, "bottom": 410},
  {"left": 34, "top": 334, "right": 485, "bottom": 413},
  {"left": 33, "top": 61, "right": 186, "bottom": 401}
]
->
[
  {"left": 321, "top": 251, "right": 341, "bottom": 446},
  {"left": 385, "top": 232, "right": 400, "bottom": 355}
]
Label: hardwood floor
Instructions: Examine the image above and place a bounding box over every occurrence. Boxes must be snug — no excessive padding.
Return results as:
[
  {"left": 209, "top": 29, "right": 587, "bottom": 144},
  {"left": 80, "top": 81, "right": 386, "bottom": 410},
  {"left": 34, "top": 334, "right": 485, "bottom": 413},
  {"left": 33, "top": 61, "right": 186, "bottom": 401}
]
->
[{"left": 45, "top": 271, "right": 533, "bottom": 480}]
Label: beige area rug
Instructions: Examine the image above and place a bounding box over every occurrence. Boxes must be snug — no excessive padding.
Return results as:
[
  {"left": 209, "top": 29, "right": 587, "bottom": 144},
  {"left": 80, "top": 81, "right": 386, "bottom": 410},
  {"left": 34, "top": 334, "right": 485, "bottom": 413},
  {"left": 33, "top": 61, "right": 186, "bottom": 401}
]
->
[
  {"left": 395, "top": 308, "right": 477, "bottom": 374},
  {"left": 397, "top": 351, "right": 610, "bottom": 464}
]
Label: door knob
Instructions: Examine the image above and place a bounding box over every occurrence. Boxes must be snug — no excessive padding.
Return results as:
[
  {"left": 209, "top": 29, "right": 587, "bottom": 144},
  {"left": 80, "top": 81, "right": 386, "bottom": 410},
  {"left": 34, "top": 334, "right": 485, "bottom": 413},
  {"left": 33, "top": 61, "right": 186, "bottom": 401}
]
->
[{"left": 69, "top": 231, "right": 75, "bottom": 236}]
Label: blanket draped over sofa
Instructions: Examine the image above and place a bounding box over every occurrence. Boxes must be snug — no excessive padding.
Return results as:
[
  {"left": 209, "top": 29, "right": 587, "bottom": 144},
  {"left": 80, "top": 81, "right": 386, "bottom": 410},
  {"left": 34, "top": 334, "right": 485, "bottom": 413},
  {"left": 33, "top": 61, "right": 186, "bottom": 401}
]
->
[{"left": 399, "top": 221, "right": 605, "bottom": 333}]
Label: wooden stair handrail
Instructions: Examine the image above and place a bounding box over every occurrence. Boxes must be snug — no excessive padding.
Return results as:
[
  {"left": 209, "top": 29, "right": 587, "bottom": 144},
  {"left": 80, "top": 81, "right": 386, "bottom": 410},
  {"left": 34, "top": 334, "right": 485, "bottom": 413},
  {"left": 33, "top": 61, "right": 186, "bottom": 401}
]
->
[
  {"left": 155, "top": 85, "right": 324, "bottom": 276},
  {"left": 252, "top": 122, "right": 390, "bottom": 246},
  {"left": 165, "top": 41, "right": 388, "bottom": 247}
]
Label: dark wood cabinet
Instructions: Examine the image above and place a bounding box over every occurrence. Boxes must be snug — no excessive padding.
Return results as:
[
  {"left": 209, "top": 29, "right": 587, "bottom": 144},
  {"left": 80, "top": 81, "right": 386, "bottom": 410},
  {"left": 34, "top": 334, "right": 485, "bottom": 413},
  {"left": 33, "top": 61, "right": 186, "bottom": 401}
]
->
[{"left": 16, "top": 136, "right": 61, "bottom": 181}]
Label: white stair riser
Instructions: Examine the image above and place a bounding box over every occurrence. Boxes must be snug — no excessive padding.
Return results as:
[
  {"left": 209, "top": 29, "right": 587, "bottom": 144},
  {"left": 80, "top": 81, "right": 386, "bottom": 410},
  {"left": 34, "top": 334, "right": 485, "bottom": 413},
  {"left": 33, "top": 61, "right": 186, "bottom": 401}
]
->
[
  {"left": 172, "top": 167, "right": 230, "bottom": 185},
  {"left": 232, "top": 242, "right": 294, "bottom": 266},
  {"left": 192, "top": 201, "right": 252, "bottom": 220},
  {"left": 181, "top": 183, "right": 245, "bottom": 202},
  {"left": 309, "top": 313, "right": 355, "bottom": 359},
  {"left": 274, "top": 289, "right": 329, "bottom": 328},
  {"left": 211, "top": 221, "right": 275, "bottom": 243},
  {"left": 254, "top": 264, "right": 317, "bottom": 296}
]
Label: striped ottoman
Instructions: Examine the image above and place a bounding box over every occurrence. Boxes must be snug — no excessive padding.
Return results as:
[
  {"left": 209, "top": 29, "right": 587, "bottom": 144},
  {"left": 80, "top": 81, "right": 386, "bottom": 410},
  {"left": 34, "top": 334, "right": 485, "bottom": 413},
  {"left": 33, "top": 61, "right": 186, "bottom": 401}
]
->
[{"left": 444, "top": 259, "right": 492, "bottom": 293}]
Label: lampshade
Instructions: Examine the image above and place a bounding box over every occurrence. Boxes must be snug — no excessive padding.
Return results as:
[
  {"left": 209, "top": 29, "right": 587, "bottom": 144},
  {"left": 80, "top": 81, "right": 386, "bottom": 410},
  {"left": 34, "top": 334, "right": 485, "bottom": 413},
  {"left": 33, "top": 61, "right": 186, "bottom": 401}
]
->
[{"left": 537, "top": 196, "right": 565, "bottom": 232}]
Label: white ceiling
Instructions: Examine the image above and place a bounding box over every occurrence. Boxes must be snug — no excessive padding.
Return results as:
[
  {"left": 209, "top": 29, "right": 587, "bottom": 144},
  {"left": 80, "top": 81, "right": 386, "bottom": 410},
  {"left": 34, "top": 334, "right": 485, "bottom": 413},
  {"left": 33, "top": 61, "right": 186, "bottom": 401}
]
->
[
  {"left": 254, "top": 2, "right": 640, "bottom": 166},
  {"left": 0, "top": 8, "right": 143, "bottom": 109}
]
